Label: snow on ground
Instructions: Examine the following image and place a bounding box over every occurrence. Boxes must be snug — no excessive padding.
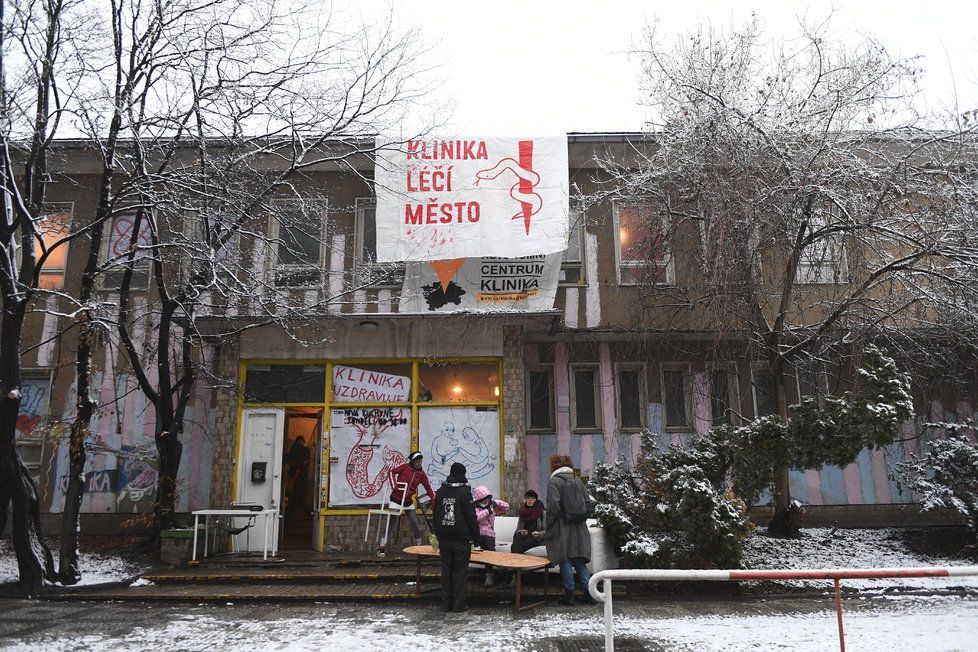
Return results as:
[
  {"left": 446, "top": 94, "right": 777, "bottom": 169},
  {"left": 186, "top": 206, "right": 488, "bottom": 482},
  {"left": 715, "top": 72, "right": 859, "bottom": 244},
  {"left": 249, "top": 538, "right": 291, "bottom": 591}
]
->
[
  {"left": 3, "top": 595, "right": 977, "bottom": 652},
  {"left": 0, "top": 540, "right": 149, "bottom": 586},
  {"left": 743, "top": 527, "right": 978, "bottom": 592}
]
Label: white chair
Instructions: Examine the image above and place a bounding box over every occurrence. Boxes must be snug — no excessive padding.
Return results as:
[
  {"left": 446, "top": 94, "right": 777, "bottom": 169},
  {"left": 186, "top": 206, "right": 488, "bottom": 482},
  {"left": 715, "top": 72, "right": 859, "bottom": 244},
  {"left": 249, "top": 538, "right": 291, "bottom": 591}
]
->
[{"left": 364, "top": 474, "right": 411, "bottom": 548}]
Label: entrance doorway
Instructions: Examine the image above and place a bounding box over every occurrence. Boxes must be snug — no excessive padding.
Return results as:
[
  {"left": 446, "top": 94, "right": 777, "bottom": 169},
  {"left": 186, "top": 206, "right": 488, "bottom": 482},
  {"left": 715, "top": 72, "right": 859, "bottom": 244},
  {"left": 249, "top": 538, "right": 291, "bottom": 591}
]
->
[{"left": 280, "top": 408, "right": 323, "bottom": 550}]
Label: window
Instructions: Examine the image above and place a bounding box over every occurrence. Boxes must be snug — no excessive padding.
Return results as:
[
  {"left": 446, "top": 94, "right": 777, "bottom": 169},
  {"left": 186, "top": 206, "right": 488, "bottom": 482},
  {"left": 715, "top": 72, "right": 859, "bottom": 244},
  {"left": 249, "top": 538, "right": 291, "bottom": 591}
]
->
[
  {"left": 708, "top": 364, "right": 740, "bottom": 426},
  {"left": 271, "top": 199, "right": 325, "bottom": 288},
  {"left": 35, "top": 205, "right": 71, "bottom": 290},
  {"left": 571, "top": 365, "right": 601, "bottom": 431},
  {"left": 17, "top": 372, "right": 50, "bottom": 485},
  {"left": 615, "top": 204, "right": 673, "bottom": 285},
  {"left": 355, "top": 198, "right": 404, "bottom": 287},
  {"left": 797, "top": 204, "right": 847, "bottom": 284},
  {"left": 795, "top": 358, "right": 831, "bottom": 405},
  {"left": 103, "top": 212, "right": 152, "bottom": 290},
  {"left": 615, "top": 364, "right": 646, "bottom": 430},
  {"left": 661, "top": 364, "right": 691, "bottom": 429},
  {"left": 189, "top": 208, "right": 240, "bottom": 272},
  {"left": 526, "top": 366, "right": 555, "bottom": 430},
  {"left": 245, "top": 365, "right": 327, "bottom": 403},
  {"left": 752, "top": 363, "right": 777, "bottom": 417},
  {"left": 559, "top": 210, "right": 585, "bottom": 286}
]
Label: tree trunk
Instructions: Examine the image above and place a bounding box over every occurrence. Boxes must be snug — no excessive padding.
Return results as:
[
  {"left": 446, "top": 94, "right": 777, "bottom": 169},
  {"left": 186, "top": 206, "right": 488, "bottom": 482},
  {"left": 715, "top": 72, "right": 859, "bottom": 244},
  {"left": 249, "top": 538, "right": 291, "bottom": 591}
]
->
[
  {"left": 0, "top": 310, "right": 54, "bottom": 595},
  {"left": 57, "top": 321, "right": 98, "bottom": 585},
  {"left": 766, "top": 346, "right": 801, "bottom": 537},
  {"left": 150, "top": 421, "right": 183, "bottom": 544}
]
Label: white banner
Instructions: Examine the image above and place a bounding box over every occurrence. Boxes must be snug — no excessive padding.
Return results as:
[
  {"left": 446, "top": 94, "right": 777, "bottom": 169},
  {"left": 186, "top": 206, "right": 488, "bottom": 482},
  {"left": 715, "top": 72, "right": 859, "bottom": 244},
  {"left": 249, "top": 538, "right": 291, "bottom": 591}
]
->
[
  {"left": 419, "top": 407, "right": 500, "bottom": 499},
  {"left": 375, "top": 136, "right": 569, "bottom": 261},
  {"left": 332, "top": 365, "right": 411, "bottom": 403},
  {"left": 328, "top": 407, "right": 411, "bottom": 507},
  {"left": 399, "top": 254, "right": 562, "bottom": 313}
]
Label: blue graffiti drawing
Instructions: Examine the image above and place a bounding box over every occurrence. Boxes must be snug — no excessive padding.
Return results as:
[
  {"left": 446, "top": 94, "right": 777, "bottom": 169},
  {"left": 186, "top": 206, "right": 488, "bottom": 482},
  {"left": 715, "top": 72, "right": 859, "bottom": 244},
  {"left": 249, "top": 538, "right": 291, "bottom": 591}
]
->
[
  {"left": 16, "top": 379, "right": 48, "bottom": 436},
  {"left": 426, "top": 419, "right": 496, "bottom": 485}
]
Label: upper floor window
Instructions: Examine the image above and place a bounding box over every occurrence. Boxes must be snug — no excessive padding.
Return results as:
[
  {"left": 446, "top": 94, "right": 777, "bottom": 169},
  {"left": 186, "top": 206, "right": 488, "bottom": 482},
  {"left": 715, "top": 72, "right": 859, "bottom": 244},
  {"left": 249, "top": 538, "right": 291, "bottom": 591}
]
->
[
  {"left": 103, "top": 211, "right": 152, "bottom": 290},
  {"left": 796, "top": 204, "right": 847, "bottom": 284},
  {"left": 571, "top": 364, "right": 601, "bottom": 431},
  {"left": 752, "top": 363, "right": 777, "bottom": 417},
  {"left": 270, "top": 199, "right": 326, "bottom": 288},
  {"left": 526, "top": 365, "right": 555, "bottom": 431},
  {"left": 708, "top": 363, "right": 740, "bottom": 426},
  {"left": 355, "top": 198, "right": 404, "bottom": 288},
  {"left": 559, "top": 210, "right": 585, "bottom": 286},
  {"left": 661, "top": 363, "right": 691, "bottom": 430},
  {"left": 615, "top": 204, "right": 673, "bottom": 285},
  {"left": 35, "top": 205, "right": 71, "bottom": 290},
  {"left": 795, "top": 357, "right": 830, "bottom": 405},
  {"left": 615, "top": 363, "right": 646, "bottom": 430}
]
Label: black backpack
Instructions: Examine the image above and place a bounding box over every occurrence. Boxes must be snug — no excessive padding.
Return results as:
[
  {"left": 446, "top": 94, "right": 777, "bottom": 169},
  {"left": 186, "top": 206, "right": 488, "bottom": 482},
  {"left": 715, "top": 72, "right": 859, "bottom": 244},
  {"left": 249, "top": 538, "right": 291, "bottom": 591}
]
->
[{"left": 559, "top": 477, "right": 589, "bottom": 524}]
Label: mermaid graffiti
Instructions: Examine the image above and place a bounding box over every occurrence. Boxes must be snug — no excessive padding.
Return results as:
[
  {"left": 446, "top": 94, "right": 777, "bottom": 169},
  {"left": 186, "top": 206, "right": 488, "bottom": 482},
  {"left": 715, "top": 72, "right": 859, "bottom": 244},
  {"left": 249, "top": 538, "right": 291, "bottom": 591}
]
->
[{"left": 345, "top": 419, "right": 407, "bottom": 500}]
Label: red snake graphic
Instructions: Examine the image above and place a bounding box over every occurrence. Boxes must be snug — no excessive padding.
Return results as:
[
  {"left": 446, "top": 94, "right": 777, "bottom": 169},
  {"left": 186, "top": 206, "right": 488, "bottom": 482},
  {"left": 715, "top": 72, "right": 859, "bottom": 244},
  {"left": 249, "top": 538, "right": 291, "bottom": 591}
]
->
[
  {"left": 345, "top": 421, "right": 407, "bottom": 499},
  {"left": 475, "top": 140, "right": 541, "bottom": 235}
]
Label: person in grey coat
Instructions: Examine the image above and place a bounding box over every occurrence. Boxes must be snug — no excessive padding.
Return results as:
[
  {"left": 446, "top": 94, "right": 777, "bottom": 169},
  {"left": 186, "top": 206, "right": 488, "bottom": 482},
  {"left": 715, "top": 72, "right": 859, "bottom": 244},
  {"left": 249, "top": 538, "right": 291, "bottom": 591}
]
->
[{"left": 545, "top": 454, "right": 595, "bottom": 605}]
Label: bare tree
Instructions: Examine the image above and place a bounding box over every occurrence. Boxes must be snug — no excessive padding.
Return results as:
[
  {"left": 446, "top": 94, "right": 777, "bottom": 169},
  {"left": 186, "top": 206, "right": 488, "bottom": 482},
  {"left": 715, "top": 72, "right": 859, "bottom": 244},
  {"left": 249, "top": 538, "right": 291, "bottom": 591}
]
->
[
  {"left": 0, "top": 0, "right": 105, "bottom": 593},
  {"left": 62, "top": 0, "right": 434, "bottom": 554},
  {"left": 595, "top": 15, "right": 978, "bottom": 534},
  {"left": 1, "top": 0, "right": 434, "bottom": 589}
]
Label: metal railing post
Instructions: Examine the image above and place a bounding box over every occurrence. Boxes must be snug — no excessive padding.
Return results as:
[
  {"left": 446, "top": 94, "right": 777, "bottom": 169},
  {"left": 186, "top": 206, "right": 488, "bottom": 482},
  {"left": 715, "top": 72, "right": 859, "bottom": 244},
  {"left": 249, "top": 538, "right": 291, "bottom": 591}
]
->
[{"left": 604, "top": 578, "right": 614, "bottom": 652}]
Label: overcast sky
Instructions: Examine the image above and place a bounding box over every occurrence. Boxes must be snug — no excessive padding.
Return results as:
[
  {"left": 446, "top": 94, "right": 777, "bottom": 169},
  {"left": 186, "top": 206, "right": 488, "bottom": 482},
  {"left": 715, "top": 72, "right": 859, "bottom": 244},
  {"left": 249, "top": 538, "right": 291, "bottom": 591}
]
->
[{"left": 369, "top": 0, "right": 978, "bottom": 135}]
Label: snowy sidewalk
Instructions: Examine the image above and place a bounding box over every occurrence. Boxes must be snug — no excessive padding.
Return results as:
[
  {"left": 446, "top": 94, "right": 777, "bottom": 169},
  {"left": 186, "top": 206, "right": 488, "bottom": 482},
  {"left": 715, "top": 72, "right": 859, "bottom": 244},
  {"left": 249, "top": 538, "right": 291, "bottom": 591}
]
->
[{"left": 1, "top": 592, "right": 976, "bottom": 651}]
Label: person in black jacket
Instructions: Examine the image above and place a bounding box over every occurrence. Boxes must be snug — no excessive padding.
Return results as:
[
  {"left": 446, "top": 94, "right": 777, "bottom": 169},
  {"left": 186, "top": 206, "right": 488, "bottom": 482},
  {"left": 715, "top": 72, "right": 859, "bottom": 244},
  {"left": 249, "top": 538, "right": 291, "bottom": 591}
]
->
[{"left": 433, "top": 462, "right": 480, "bottom": 612}]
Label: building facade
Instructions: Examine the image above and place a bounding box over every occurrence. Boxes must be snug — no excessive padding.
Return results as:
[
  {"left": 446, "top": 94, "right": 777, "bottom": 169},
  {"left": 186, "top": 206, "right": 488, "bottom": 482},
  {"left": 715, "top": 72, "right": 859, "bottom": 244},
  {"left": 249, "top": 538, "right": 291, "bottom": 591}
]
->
[{"left": 17, "top": 134, "right": 975, "bottom": 550}]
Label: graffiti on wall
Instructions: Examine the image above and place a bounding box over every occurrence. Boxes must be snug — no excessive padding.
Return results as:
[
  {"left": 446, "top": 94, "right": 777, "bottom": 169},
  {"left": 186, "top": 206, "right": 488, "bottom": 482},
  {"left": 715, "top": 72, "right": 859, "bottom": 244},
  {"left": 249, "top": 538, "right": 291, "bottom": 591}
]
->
[
  {"left": 16, "top": 377, "right": 49, "bottom": 438},
  {"left": 48, "top": 371, "right": 214, "bottom": 514}
]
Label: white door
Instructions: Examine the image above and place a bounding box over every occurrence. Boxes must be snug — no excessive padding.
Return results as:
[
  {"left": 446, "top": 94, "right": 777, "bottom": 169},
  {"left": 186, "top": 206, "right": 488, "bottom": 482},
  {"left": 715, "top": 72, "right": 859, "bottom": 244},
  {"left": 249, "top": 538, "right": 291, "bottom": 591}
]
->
[{"left": 235, "top": 407, "right": 285, "bottom": 551}]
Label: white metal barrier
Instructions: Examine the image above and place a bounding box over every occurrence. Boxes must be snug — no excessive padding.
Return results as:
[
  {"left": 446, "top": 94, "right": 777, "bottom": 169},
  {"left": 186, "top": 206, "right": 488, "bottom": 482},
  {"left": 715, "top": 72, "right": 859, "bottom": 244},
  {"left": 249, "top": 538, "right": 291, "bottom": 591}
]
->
[{"left": 587, "top": 565, "right": 978, "bottom": 652}]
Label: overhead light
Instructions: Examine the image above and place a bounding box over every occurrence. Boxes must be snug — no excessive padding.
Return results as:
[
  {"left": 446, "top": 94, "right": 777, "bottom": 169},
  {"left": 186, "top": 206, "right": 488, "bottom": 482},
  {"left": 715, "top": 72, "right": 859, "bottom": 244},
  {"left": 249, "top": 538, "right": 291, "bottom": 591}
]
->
[
  {"left": 358, "top": 320, "right": 379, "bottom": 332},
  {"left": 493, "top": 386, "right": 499, "bottom": 397},
  {"left": 452, "top": 385, "right": 463, "bottom": 394}
]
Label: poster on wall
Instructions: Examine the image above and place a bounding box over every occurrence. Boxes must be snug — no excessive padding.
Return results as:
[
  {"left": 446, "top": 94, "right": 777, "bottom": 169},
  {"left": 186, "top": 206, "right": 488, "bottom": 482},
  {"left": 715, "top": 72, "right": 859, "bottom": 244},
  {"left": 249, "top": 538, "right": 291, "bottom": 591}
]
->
[
  {"left": 398, "top": 253, "right": 562, "bottom": 313},
  {"left": 419, "top": 406, "right": 501, "bottom": 500},
  {"left": 328, "top": 407, "right": 411, "bottom": 506},
  {"left": 374, "top": 136, "right": 569, "bottom": 261}
]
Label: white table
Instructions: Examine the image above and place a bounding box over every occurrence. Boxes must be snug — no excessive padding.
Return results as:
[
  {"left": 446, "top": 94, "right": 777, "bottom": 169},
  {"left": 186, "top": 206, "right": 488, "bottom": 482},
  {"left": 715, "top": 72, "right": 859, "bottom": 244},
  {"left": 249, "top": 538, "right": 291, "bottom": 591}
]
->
[{"left": 191, "top": 508, "right": 279, "bottom": 561}]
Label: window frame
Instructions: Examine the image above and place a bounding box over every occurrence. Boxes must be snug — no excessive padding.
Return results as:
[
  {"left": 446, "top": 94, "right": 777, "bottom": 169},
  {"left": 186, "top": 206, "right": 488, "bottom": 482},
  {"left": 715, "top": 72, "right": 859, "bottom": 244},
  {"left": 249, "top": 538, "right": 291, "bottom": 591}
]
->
[
  {"left": 268, "top": 198, "right": 328, "bottom": 289},
  {"left": 525, "top": 364, "right": 556, "bottom": 432},
  {"left": 559, "top": 208, "right": 586, "bottom": 287},
  {"left": 17, "top": 369, "right": 51, "bottom": 485},
  {"left": 34, "top": 202, "right": 73, "bottom": 290},
  {"left": 660, "top": 362, "right": 693, "bottom": 431},
  {"left": 795, "top": 204, "right": 849, "bottom": 285},
  {"left": 614, "top": 362, "right": 647, "bottom": 432},
  {"left": 182, "top": 204, "right": 242, "bottom": 280},
  {"left": 613, "top": 202, "right": 675, "bottom": 286},
  {"left": 706, "top": 362, "right": 741, "bottom": 427},
  {"left": 354, "top": 197, "right": 404, "bottom": 289},
  {"left": 794, "top": 358, "right": 831, "bottom": 406},
  {"left": 751, "top": 362, "right": 778, "bottom": 418},
  {"left": 99, "top": 208, "right": 154, "bottom": 291},
  {"left": 570, "top": 363, "right": 602, "bottom": 432}
]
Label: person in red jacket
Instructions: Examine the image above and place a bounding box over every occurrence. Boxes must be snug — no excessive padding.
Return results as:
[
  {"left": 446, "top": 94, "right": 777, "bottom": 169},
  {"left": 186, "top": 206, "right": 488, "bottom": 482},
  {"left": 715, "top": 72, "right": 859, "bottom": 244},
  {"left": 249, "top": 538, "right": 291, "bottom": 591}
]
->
[{"left": 378, "top": 451, "right": 435, "bottom": 557}]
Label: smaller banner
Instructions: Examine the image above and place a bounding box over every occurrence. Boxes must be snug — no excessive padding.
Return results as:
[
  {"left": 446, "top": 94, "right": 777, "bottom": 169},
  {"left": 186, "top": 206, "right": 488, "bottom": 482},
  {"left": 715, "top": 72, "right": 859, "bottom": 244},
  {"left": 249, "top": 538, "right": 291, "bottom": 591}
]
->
[
  {"left": 332, "top": 365, "right": 411, "bottom": 403},
  {"left": 399, "top": 253, "right": 561, "bottom": 313}
]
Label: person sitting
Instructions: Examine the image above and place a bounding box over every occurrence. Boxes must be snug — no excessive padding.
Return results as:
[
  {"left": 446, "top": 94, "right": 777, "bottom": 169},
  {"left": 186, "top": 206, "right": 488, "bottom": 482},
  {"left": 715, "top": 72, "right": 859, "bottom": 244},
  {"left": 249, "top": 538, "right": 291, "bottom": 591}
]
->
[
  {"left": 472, "top": 485, "right": 509, "bottom": 587},
  {"left": 511, "top": 489, "right": 545, "bottom": 554}
]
